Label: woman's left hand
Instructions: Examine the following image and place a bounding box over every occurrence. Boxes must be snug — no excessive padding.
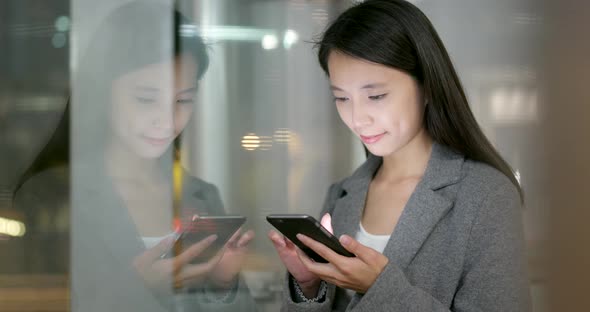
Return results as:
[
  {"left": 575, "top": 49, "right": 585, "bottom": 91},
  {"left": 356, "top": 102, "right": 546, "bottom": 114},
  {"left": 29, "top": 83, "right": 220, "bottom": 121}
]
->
[
  {"left": 208, "top": 228, "right": 255, "bottom": 289},
  {"left": 295, "top": 233, "right": 389, "bottom": 294}
]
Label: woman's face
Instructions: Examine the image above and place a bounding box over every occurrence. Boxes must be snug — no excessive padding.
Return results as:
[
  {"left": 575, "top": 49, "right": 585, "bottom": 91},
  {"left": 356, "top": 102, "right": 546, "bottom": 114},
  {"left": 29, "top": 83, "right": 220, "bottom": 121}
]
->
[
  {"left": 327, "top": 51, "right": 426, "bottom": 157},
  {"left": 110, "top": 54, "right": 198, "bottom": 159}
]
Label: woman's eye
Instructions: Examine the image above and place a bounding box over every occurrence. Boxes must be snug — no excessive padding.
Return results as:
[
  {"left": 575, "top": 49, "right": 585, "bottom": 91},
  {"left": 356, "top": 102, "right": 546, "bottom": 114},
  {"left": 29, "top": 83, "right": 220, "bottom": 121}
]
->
[
  {"left": 333, "top": 96, "right": 349, "bottom": 103},
  {"left": 136, "top": 96, "right": 156, "bottom": 104},
  {"left": 368, "top": 93, "right": 387, "bottom": 100},
  {"left": 176, "top": 98, "right": 194, "bottom": 105}
]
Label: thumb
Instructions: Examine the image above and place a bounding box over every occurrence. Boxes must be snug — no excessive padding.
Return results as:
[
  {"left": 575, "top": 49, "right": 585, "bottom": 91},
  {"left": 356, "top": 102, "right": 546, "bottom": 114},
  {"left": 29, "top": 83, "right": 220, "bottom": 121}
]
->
[{"left": 320, "top": 213, "right": 333, "bottom": 234}]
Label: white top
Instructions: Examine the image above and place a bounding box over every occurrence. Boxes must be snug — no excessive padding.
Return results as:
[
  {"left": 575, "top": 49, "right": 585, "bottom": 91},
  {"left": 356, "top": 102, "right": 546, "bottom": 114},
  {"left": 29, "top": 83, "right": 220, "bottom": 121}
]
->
[
  {"left": 140, "top": 232, "right": 176, "bottom": 249},
  {"left": 355, "top": 222, "right": 391, "bottom": 254}
]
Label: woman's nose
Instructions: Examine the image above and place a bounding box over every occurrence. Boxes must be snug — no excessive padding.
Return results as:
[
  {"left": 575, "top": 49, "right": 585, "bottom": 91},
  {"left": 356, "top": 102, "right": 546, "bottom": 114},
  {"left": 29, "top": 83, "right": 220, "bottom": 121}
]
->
[
  {"left": 151, "top": 104, "right": 174, "bottom": 131},
  {"left": 352, "top": 102, "right": 373, "bottom": 129}
]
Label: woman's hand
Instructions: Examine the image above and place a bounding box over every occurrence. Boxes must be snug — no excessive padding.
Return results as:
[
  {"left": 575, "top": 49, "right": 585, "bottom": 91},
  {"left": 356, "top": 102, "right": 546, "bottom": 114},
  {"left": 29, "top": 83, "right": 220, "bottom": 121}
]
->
[
  {"left": 295, "top": 233, "right": 389, "bottom": 294},
  {"left": 268, "top": 213, "right": 334, "bottom": 298},
  {"left": 269, "top": 230, "right": 322, "bottom": 298},
  {"left": 208, "top": 228, "right": 255, "bottom": 289},
  {"left": 132, "top": 234, "right": 221, "bottom": 293}
]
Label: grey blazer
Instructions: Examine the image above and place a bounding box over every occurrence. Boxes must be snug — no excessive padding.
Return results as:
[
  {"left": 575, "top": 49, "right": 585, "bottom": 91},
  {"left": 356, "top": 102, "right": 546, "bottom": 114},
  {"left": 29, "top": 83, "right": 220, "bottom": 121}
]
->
[{"left": 283, "top": 143, "right": 531, "bottom": 311}]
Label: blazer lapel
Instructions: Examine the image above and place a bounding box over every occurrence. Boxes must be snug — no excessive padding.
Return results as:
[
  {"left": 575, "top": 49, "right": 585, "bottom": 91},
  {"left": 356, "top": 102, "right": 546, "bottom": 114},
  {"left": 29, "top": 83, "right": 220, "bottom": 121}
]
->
[
  {"left": 384, "top": 185, "right": 452, "bottom": 269},
  {"left": 331, "top": 184, "right": 363, "bottom": 239},
  {"left": 72, "top": 173, "right": 146, "bottom": 263},
  {"left": 385, "top": 143, "right": 464, "bottom": 269},
  {"left": 97, "top": 182, "right": 146, "bottom": 261}
]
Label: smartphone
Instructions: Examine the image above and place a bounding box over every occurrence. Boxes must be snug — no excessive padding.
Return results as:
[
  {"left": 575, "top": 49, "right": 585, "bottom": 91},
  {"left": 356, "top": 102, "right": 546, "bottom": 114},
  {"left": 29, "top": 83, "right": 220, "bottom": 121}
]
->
[
  {"left": 163, "top": 215, "right": 246, "bottom": 263},
  {"left": 266, "top": 214, "right": 355, "bottom": 263}
]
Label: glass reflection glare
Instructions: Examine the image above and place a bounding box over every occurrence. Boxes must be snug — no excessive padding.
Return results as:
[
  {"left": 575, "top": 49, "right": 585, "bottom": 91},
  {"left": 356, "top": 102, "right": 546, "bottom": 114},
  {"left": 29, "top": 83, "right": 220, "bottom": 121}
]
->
[{"left": 0, "top": 216, "right": 26, "bottom": 237}]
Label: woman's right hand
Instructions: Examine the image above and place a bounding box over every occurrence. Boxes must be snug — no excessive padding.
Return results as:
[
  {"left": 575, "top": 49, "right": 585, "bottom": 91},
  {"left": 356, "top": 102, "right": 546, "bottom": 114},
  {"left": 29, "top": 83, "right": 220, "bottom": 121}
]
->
[
  {"left": 269, "top": 230, "right": 322, "bottom": 297},
  {"left": 268, "top": 213, "right": 334, "bottom": 298},
  {"left": 133, "top": 234, "right": 221, "bottom": 293}
]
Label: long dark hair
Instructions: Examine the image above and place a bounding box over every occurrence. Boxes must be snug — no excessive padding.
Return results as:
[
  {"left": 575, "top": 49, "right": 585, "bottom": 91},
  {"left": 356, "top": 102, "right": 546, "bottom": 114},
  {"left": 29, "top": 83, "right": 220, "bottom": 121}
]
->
[
  {"left": 13, "top": 1, "right": 209, "bottom": 197},
  {"left": 317, "top": 0, "right": 523, "bottom": 200}
]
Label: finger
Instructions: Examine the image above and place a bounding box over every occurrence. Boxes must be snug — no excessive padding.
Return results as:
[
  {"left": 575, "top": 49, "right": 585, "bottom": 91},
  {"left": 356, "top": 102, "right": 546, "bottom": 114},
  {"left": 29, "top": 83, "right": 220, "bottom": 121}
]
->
[
  {"left": 295, "top": 247, "right": 314, "bottom": 268},
  {"left": 295, "top": 248, "right": 339, "bottom": 280},
  {"left": 236, "top": 229, "right": 255, "bottom": 248},
  {"left": 295, "top": 249, "right": 357, "bottom": 291},
  {"left": 174, "top": 234, "right": 217, "bottom": 268},
  {"left": 296, "top": 234, "right": 346, "bottom": 267},
  {"left": 268, "top": 230, "right": 286, "bottom": 248},
  {"left": 320, "top": 213, "right": 333, "bottom": 234},
  {"left": 213, "top": 242, "right": 228, "bottom": 261},
  {"left": 175, "top": 261, "right": 212, "bottom": 285},
  {"left": 175, "top": 248, "right": 223, "bottom": 285},
  {"left": 284, "top": 236, "right": 296, "bottom": 249},
  {"left": 339, "top": 235, "right": 380, "bottom": 263},
  {"left": 137, "top": 235, "right": 176, "bottom": 265},
  {"left": 227, "top": 227, "right": 243, "bottom": 246},
  {"left": 269, "top": 231, "right": 302, "bottom": 264}
]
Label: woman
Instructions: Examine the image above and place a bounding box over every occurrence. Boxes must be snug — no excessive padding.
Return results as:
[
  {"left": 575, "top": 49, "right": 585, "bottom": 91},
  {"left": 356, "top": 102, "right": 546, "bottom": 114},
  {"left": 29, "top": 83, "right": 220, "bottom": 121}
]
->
[
  {"left": 14, "top": 2, "right": 257, "bottom": 311},
  {"left": 269, "top": 1, "right": 531, "bottom": 311}
]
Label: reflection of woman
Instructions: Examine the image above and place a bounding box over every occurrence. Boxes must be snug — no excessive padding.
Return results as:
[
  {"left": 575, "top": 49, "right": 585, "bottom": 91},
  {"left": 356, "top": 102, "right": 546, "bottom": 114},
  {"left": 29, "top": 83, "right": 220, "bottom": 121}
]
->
[
  {"left": 270, "top": 1, "right": 530, "bottom": 311},
  {"left": 64, "top": 2, "right": 256, "bottom": 311}
]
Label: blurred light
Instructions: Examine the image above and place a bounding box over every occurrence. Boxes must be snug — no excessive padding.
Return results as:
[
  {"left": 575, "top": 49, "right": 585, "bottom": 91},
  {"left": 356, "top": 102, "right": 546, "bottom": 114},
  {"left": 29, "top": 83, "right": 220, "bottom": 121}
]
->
[
  {"left": 274, "top": 128, "right": 292, "bottom": 144},
  {"left": 14, "top": 95, "right": 66, "bottom": 112},
  {"left": 311, "top": 9, "right": 329, "bottom": 23},
  {"left": 262, "top": 34, "right": 279, "bottom": 50},
  {"left": 512, "top": 13, "right": 542, "bottom": 25},
  {"left": 180, "top": 24, "right": 199, "bottom": 37},
  {"left": 242, "top": 133, "right": 261, "bottom": 151},
  {"left": 10, "top": 23, "right": 55, "bottom": 36},
  {"left": 490, "top": 87, "right": 538, "bottom": 123},
  {"left": 283, "top": 30, "right": 299, "bottom": 49},
  {"left": 287, "top": 132, "right": 303, "bottom": 155},
  {"left": 288, "top": 0, "right": 307, "bottom": 9},
  {"left": 350, "top": 0, "right": 420, "bottom": 3},
  {"left": 0, "top": 217, "right": 26, "bottom": 237},
  {"left": 515, "top": 170, "right": 522, "bottom": 185},
  {"left": 182, "top": 24, "right": 278, "bottom": 43},
  {"left": 259, "top": 136, "right": 273, "bottom": 151},
  {"left": 54, "top": 16, "right": 70, "bottom": 32},
  {"left": 51, "top": 33, "right": 67, "bottom": 48},
  {"left": 471, "top": 67, "right": 537, "bottom": 87}
]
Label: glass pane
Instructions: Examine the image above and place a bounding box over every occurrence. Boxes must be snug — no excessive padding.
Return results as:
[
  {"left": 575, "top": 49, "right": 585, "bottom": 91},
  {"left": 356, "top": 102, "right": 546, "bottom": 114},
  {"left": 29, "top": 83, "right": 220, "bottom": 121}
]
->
[
  {"left": 2, "top": 0, "right": 551, "bottom": 311},
  {"left": 1, "top": 0, "right": 70, "bottom": 311}
]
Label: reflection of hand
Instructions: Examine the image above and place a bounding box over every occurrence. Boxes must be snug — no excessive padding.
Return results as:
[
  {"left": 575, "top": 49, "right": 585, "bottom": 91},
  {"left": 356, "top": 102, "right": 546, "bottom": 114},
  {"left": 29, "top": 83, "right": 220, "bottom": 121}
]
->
[
  {"left": 295, "top": 233, "right": 388, "bottom": 294},
  {"left": 208, "top": 228, "right": 255, "bottom": 289},
  {"left": 268, "top": 212, "right": 335, "bottom": 298},
  {"left": 132, "top": 234, "right": 221, "bottom": 293}
]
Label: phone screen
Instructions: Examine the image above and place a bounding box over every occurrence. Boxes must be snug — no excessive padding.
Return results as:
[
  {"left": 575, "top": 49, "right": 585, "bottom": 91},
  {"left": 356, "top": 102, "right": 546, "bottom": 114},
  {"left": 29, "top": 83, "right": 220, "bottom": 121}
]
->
[{"left": 165, "top": 215, "right": 246, "bottom": 263}]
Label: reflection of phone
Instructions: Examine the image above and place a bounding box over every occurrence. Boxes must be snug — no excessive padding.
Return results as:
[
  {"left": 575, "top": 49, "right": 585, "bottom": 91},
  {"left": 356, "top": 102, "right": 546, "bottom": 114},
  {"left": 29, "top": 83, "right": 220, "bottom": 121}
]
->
[
  {"left": 163, "top": 215, "right": 246, "bottom": 263},
  {"left": 266, "top": 214, "right": 355, "bottom": 263}
]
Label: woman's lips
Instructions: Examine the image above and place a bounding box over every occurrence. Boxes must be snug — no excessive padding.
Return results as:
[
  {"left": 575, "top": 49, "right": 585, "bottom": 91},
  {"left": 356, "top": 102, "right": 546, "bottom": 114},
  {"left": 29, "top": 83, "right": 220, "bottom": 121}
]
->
[
  {"left": 360, "top": 133, "right": 386, "bottom": 144},
  {"left": 143, "top": 136, "right": 171, "bottom": 146}
]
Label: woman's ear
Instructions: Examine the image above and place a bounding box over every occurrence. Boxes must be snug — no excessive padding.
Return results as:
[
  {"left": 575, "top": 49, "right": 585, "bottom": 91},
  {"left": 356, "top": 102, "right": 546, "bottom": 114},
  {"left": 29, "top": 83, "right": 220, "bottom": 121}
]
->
[{"left": 420, "top": 85, "right": 428, "bottom": 107}]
